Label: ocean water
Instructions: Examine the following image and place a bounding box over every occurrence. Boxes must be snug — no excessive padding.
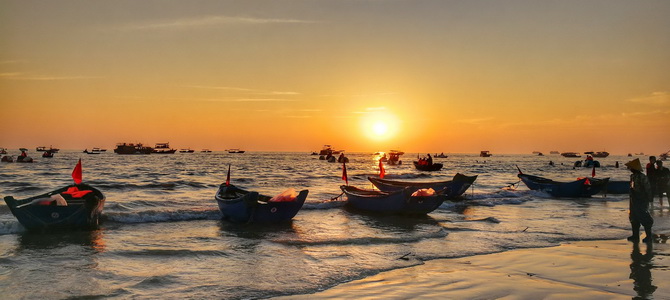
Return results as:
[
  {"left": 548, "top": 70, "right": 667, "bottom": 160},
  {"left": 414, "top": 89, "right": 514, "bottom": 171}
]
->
[{"left": 1, "top": 151, "right": 668, "bottom": 299}]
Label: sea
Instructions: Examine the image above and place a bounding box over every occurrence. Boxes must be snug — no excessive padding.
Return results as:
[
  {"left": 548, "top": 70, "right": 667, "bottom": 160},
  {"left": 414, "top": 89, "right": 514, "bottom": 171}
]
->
[{"left": 1, "top": 151, "right": 668, "bottom": 299}]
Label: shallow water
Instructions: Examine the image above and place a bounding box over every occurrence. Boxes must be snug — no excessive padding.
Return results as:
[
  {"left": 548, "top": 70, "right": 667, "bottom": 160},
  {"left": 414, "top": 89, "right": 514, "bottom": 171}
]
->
[{"left": 1, "top": 151, "right": 667, "bottom": 299}]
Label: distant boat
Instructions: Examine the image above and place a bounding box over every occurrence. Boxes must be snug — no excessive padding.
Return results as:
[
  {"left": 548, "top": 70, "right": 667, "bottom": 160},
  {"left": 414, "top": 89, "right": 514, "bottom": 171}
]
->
[
  {"left": 83, "top": 149, "right": 100, "bottom": 155},
  {"left": 550, "top": 151, "right": 560, "bottom": 155},
  {"left": 152, "top": 143, "right": 177, "bottom": 154},
  {"left": 227, "top": 149, "right": 245, "bottom": 154},
  {"left": 114, "top": 143, "right": 153, "bottom": 154},
  {"left": 0, "top": 148, "right": 7, "bottom": 154},
  {"left": 215, "top": 184, "right": 308, "bottom": 223},
  {"left": 413, "top": 161, "right": 443, "bottom": 171},
  {"left": 561, "top": 152, "right": 581, "bottom": 157},
  {"left": 388, "top": 150, "right": 404, "bottom": 165},
  {"left": 179, "top": 149, "right": 195, "bottom": 153},
  {"left": 434, "top": 153, "right": 448, "bottom": 158},
  {"left": 479, "top": 151, "right": 492, "bottom": 157},
  {"left": 93, "top": 148, "right": 107, "bottom": 152},
  {"left": 591, "top": 151, "right": 610, "bottom": 158},
  {"left": 341, "top": 185, "right": 446, "bottom": 215},
  {"left": 36, "top": 146, "right": 59, "bottom": 153},
  {"left": 201, "top": 149, "right": 212, "bottom": 153},
  {"left": 42, "top": 150, "right": 55, "bottom": 158}
]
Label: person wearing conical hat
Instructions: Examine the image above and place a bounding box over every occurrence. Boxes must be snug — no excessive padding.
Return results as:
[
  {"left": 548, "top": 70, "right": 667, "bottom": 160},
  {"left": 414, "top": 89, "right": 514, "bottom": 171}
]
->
[{"left": 625, "top": 158, "right": 653, "bottom": 243}]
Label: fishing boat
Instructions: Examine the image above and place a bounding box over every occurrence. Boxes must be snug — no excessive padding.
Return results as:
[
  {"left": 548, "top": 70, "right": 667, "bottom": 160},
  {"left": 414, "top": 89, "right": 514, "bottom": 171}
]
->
[
  {"left": 341, "top": 185, "right": 446, "bottom": 215},
  {"left": 585, "top": 151, "right": 610, "bottom": 158},
  {"left": 387, "top": 150, "right": 404, "bottom": 165},
  {"left": 83, "top": 149, "right": 100, "bottom": 154},
  {"left": 368, "top": 173, "right": 478, "bottom": 199},
  {"left": 227, "top": 149, "right": 245, "bottom": 154},
  {"left": 480, "top": 151, "right": 492, "bottom": 157},
  {"left": 114, "top": 143, "right": 153, "bottom": 154},
  {"left": 215, "top": 184, "right": 308, "bottom": 223},
  {"left": 0, "top": 148, "right": 7, "bottom": 154},
  {"left": 36, "top": 146, "right": 59, "bottom": 153},
  {"left": 42, "top": 150, "right": 55, "bottom": 158},
  {"left": 201, "top": 149, "right": 212, "bottom": 153},
  {"left": 561, "top": 152, "right": 581, "bottom": 157},
  {"left": 434, "top": 153, "right": 448, "bottom": 158},
  {"left": 413, "top": 161, "right": 443, "bottom": 171},
  {"left": 517, "top": 173, "right": 609, "bottom": 198},
  {"left": 604, "top": 180, "right": 629, "bottom": 194},
  {"left": 152, "top": 143, "right": 176, "bottom": 154},
  {"left": 4, "top": 183, "right": 105, "bottom": 230},
  {"left": 179, "top": 149, "right": 195, "bottom": 153}
]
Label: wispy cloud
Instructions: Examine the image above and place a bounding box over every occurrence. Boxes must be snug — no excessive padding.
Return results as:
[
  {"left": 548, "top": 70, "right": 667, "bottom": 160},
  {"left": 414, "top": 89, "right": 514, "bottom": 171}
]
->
[
  {"left": 123, "top": 15, "right": 315, "bottom": 31},
  {"left": 627, "top": 92, "right": 669, "bottom": 106},
  {"left": 454, "top": 117, "right": 495, "bottom": 125},
  {"left": 0, "top": 72, "right": 99, "bottom": 81},
  {"left": 185, "top": 85, "right": 300, "bottom": 96}
]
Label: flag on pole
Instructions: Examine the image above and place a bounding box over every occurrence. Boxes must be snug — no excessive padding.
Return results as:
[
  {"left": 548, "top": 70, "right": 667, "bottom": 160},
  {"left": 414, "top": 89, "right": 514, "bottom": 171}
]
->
[
  {"left": 379, "top": 159, "right": 385, "bottom": 179},
  {"left": 342, "top": 162, "right": 348, "bottom": 185},
  {"left": 226, "top": 164, "right": 231, "bottom": 186},
  {"left": 591, "top": 165, "right": 596, "bottom": 177},
  {"left": 72, "top": 159, "right": 82, "bottom": 185}
]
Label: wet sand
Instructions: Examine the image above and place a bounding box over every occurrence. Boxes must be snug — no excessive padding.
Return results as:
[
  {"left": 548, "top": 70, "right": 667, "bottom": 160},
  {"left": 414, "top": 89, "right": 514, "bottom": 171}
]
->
[{"left": 279, "top": 239, "right": 670, "bottom": 299}]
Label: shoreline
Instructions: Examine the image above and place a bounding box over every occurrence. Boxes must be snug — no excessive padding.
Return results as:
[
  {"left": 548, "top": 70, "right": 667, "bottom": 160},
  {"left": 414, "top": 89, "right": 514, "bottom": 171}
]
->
[{"left": 277, "top": 238, "right": 669, "bottom": 299}]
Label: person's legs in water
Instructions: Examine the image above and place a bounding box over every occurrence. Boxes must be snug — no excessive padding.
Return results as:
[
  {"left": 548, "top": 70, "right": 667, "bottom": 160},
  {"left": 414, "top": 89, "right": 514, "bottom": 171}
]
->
[{"left": 628, "top": 220, "right": 640, "bottom": 242}]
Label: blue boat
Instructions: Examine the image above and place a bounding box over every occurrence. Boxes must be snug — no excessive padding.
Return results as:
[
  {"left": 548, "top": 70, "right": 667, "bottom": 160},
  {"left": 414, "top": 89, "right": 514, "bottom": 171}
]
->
[
  {"left": 518, "top": 173, "right": 609, "bottom": 198},
  {"left": 413, "top": 161, "right": 443, "bottom": 171},
  {"left": 215, "top": 184, "right": 308, "bottom": 223},
  {"left": 4, "top": 183, "right": 106, "bottom": 230},
  {"left": 604, "top": 180, "right": 629, "bottom": 194},
  {"left": 341, "top": 185, "right": 446, "bottom": 215},
  {"left": 367, "top": 173, "right": 477, "bottom": 199}
]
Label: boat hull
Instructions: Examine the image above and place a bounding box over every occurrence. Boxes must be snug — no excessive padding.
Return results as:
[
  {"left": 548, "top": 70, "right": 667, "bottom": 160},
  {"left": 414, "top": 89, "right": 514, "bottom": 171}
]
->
[
  {"left": 4, "top": 184, "right": 105, "bottom": 230},
  {"left": 368, "top": 173, "right": 477, "bottom": 199},
  {"left": 413, "top": 161, "right": 443, "bottom": 171},
  {"left": 518, "top": 174, "right": 609, "bottom": 198},
  {"left": 215, "top": 184, "right": 308, "bottom": 223},
  {"left": 604, "top": 180, "right": 629, "bottom": 194},
  {"left": 341, "top": 185, "right": 446, "bottom": 215}
]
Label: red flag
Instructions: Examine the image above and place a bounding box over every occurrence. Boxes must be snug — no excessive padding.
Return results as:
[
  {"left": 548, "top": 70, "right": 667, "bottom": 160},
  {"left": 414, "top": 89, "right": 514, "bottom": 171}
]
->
[
  {"left": 379, "top": 159, "right": 385, "bottom": 179},
  {"left": 226, "top": 164, "right": 231, "bottom": 186},
  {"left": 72, "top": 159, "right": 82, "bottom": 185},
  {"left": 342, "top": 162, "right": 348, "bottom": 185},
  {"left": 591, "top": 165, "right": 596, "bottom": 177}
]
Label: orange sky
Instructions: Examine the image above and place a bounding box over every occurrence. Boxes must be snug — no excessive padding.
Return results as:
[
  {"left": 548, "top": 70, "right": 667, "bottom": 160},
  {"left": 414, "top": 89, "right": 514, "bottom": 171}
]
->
[{"left": 1, "top": 1, "right": 669, "bottom": 154}]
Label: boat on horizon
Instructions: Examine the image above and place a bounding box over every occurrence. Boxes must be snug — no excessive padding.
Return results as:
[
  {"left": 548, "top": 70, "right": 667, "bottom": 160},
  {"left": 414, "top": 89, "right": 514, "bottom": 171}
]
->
[
  {"left": 179, "top": 148, "right": 195, "bottom": 153},
  {"left": 585, "top": 151, "right": 609, "bottom": 158},
  {"left": 413, "top": 161, "right": 443, "bottom": 171},
  {"left": 227, "top": 149, "right": 245, "bottom": 154},
  {"left": 561, "top": 152, "right": 581, "bottom": 157},
  {"left": 153, "top": 143, "right": 177, "bottom": 154},
  {"left": 36, "top": 146, "right": 59, "bottom": 153},
  {"left": 201, "top": 149, "right": 212, "bottom": 153},
  {"left": 114, "top": 143, "right": 153, "bottom": 155},
  {"left": 480, "top": 150, "right": 492, "bottom": 157},
  {"left": 550, "top": 151, "right": 560, "bottom": 154}
]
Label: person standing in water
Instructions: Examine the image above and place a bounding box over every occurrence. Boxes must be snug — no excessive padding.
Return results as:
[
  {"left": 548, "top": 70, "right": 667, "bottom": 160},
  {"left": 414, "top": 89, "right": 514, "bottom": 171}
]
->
[
  {"left": 656, "top": 160, "right": 670, "bottom": 206},
  {"left": 625, "top": 158, "right": 654, "bottom": 243}
]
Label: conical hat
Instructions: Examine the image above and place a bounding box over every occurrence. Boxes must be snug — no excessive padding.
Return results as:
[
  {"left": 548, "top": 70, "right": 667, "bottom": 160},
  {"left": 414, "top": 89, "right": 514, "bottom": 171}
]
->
[{"left": 625, "top": 158, "right": 643, "bottom": 172}]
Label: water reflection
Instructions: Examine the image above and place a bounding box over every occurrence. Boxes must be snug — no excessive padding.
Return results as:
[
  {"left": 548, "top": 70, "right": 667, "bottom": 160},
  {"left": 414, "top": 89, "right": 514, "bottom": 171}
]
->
[
  {"left": 630, "top": 242, "right": 656, "bottom": 299},
  {"left": 18, "top": 229, "right": 106, "bottom": 253}
]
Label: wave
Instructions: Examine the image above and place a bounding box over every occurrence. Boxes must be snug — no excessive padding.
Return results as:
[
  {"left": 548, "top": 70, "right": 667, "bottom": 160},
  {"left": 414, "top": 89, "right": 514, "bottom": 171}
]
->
[
  {"left": 87, "top": 180, "right": 214, "bottom": 191},
  {"left": 104, "top": 208, "right": 221, "bottom": 223},
  {"left": 0, "top": 220, "right": 25, "bottom": 235},
  {"left": 274, "top": 228, "right": 448, "bottom": 246}
]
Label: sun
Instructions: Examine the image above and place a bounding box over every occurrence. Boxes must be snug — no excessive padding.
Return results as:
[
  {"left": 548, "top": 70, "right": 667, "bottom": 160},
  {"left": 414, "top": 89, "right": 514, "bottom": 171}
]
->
[{"left": 361, "top": 109, "right": 400, "bottom": 141}]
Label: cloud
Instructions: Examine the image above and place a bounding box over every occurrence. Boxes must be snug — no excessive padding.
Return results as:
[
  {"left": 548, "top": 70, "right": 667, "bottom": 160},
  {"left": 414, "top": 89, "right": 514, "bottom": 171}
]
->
[
  {"left": 123, "top": 15, "right": 314, "bottom": 31},
  {"left": 185, "top": 85, "right": 300, "bottom": 96},
  {"left": 0, "top": 73, "right": 99, "bottom": 81},
  {"left": 627, "top": 92, "right": 669, "bottom": 106}
]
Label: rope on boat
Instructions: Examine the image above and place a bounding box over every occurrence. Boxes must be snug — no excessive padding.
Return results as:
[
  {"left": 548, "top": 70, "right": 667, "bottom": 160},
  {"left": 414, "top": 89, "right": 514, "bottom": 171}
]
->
[{"left": 330, "top": 192, "right": 344, "bottom": 201}]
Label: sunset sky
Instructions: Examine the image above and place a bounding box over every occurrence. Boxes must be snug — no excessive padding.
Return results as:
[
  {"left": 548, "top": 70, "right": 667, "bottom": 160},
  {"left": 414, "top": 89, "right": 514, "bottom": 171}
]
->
[{"left": 1, "top": 0, "right": 668, "bottom": 154}]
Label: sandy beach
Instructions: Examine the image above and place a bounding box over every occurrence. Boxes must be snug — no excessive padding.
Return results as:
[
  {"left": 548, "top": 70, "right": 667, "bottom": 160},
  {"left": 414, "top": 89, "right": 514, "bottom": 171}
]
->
[{"left": 279, "top": 238, "right": 669, "bottom": 299}]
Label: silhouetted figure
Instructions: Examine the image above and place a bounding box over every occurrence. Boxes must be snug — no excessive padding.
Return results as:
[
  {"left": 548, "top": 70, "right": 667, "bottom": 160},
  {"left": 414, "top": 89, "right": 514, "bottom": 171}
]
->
[{"left": 625, "top": 158, "right": 653, "bottom": 243}]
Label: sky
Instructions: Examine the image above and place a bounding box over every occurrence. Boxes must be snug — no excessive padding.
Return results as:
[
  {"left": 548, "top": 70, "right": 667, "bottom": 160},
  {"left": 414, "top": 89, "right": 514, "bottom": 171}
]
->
[{"left": 1, "top": 0, "right": 669, "bottom": 154}]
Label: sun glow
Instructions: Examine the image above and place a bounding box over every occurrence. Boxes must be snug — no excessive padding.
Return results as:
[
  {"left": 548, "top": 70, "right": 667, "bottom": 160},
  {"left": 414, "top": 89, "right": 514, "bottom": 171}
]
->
[{"left": 361, "top": 109, "right": 400, "bottom": 141}]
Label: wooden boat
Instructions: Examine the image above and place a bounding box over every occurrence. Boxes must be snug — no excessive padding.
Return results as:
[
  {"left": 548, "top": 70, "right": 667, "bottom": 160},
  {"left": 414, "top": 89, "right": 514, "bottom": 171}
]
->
[
  {"left": 83, "top": 149, "right": 101, "bottom": 155},
  {"left": 42, "top": 150, "right": 55, "bottom": 158},
  {"left": 368, "top": 173, "right": 478, "bottom": 199},
  {"left": 590, "top": 151, "right": 610, "bottom": 158},
  {"left": 413, "top": 161, "right": 443, "bottom": 171},
  {"left": 518, "top": 173, "right": 609, "bottom": 197},
  {"left": 387, "top": 150, "right": 404, "bottom": 165},
  {"left": 479, "top": 151, "right": 492, "bottom": 157},
  {"left": 4, "top": 183, "right": 106, "bottom": 230},
  {"left": 152, "top": 143, "right": 177, "bottom": 154},
  {"left": 604, "top": 180, "right": 629, "bottom": 194},
  {"left": 114, "top": 143, "right": 153, "bottom": 154},
  {"left": 36, "top": 146, "right": 59, "bottom": 153},
  {"left": 215, "top": 184, "right": 308, "bottom": 223},
  {"left": 1, "top": 155, "right": 13, "bottom": 162},
  {"left": 561, "top": 152, "right": 581, "bottom": 157},
  {"left": 341, "top": 185, "right": 446, "bottom": 215},
  {"left": 227, "top": 149, "right": 245, "bottom": 154}
]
